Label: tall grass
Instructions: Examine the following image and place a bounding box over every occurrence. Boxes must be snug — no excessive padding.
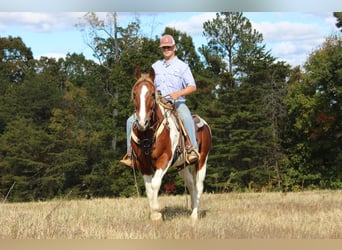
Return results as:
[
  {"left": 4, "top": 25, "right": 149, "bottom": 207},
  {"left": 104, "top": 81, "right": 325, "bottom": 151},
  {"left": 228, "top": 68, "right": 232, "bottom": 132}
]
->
[{"left": 0, "top": 190, "right": 341, "bottom": 239}]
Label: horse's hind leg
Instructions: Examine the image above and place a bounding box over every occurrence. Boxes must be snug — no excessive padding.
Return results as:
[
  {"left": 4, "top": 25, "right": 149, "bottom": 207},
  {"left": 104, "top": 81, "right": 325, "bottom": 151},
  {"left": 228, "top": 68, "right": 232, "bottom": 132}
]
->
[
  {"left": 178, "top": 167, "right": 197, "bottom": 219},
  {"left": 193, "top": 155, "right": 208, "bottom": 218},
  {"left": 182, "top": 155, "right": 208, "bottom": 221}
]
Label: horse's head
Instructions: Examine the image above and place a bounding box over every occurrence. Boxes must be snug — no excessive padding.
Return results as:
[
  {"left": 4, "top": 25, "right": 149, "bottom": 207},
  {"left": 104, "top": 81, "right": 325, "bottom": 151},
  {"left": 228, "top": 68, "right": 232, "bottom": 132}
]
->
[{"left": 132, "top": 67, "right": 157, "bottom": 131}]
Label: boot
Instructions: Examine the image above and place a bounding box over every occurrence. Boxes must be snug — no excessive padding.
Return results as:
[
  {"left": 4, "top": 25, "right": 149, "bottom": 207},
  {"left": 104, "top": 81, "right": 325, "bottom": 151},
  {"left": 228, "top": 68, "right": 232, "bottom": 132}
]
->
[
  {"left": 120, "top": 152, "right": 134, "bottom": 168},
  {"left": 185, "top": 145, "right": 199, "bottom": 164}
]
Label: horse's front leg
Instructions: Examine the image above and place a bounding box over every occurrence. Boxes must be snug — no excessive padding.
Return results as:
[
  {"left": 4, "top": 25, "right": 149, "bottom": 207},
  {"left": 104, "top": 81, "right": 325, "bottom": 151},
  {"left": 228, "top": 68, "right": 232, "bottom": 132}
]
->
[
  {"left": 143, "top": 172, "right": 162, "bottom": 221},
  {"left": 143, "top": 159, "right": 169, "bottom": 221}
]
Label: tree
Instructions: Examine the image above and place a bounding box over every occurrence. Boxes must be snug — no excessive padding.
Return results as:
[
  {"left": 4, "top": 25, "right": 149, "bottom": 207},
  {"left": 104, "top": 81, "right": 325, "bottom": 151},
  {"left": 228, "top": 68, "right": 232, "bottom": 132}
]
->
[
  {"left": 333, "top": 12, "right": 342, "bottom": 32},
  {"left": 0, "top": 36, "right": 33, "bottom": 83},
  {"left": 285, "top": 34, "right": 342, "bottom": 189},
  {"left": 77, "top": 12, "right": 148, "bottom": 70},
  {"left": 77, "top": 12, "right": 119, "bottom": 67},
  {"left": 0, "top": 57, "right": 63, "bottom": 133},
  {"left": 203, "top": 12, "right": 264, "bottom": 88},
  {"left": 0, "top": 117, "right": 55, "bottom": 201},
  {"left": 262, "top": 62, "right": 292, "bottom": 189},
  {"left": 201, "top": 12, "right": 292, "bottom": 191}
]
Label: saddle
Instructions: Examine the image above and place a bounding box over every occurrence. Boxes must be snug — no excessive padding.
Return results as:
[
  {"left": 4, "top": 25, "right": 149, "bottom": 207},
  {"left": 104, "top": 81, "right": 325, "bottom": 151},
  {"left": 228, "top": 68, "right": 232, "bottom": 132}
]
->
[
  {"left": 192, "top": 114, "right": 205, "bottom": 129},
  {"left": 157, "top": 94, "right": 201, "bottom": 167}
]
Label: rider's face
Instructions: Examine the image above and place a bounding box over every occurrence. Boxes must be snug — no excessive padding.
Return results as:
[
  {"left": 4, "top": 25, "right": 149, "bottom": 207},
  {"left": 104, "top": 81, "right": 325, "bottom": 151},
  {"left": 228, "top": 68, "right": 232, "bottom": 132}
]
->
[{"left": 161, "top": 45, "right": 176, "bottom": 59}]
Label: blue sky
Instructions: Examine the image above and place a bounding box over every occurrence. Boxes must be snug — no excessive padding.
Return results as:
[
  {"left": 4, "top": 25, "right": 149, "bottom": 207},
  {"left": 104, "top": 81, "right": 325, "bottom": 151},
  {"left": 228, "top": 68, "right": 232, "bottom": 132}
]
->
[{"left": 0, "top": 12, "right": 340, "bottom": 67}]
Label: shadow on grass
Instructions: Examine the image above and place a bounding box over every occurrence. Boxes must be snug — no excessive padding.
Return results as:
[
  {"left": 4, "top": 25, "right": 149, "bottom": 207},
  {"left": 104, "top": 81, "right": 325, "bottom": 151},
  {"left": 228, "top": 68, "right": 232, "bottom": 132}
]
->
[{"left": 161, "top": 206, "right": 207, "bottom": 221}]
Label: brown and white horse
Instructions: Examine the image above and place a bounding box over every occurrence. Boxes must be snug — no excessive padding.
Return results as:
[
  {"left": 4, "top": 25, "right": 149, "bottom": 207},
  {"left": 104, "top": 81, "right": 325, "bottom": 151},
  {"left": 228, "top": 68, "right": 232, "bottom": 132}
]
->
[{"left": 130, "top": 67, "right": 211, "bottom": 221}]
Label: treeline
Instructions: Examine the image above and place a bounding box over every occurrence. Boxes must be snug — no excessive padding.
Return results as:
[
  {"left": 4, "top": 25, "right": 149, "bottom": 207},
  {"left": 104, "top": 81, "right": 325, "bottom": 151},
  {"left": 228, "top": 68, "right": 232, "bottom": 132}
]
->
[{"left": 0, "top": 12, "right": 341, "bottom": 202}]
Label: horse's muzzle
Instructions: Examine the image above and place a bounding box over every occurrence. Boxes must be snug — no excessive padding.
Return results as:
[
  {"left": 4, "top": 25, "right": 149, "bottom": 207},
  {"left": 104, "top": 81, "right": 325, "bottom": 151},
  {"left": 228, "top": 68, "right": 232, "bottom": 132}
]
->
[{"left": 136, "top": 118, "right": 150, "bottom": 131}]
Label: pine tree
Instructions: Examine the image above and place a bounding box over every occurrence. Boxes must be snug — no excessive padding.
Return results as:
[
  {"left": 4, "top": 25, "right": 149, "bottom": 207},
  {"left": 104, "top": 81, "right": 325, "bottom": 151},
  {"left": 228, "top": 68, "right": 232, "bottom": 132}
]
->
[{"left": 202, "top": 12, "right": 292, "bottom": 191}]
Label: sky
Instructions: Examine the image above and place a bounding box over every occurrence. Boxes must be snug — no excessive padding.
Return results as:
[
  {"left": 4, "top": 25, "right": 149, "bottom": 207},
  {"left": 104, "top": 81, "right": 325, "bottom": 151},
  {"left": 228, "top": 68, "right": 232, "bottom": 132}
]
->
[{"left": 0, "top": 12, "right": 340, "bottom": 67}]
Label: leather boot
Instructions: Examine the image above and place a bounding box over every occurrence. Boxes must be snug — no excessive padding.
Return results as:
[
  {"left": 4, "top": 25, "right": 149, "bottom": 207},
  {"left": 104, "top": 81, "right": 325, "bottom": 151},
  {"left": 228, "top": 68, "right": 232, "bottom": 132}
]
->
[
  {"left": 185, "top": 146, "right": 199, "bottom": 164},
  {"left": 119, "top": 152, "right": 134, "bottom": 168}
]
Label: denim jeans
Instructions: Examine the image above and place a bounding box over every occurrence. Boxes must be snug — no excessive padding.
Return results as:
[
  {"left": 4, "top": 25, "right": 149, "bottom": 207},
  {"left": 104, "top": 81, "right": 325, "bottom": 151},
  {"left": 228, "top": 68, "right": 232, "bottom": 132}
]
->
[{"left": 125, "top": 101, "right": 198, "bottom": 152}]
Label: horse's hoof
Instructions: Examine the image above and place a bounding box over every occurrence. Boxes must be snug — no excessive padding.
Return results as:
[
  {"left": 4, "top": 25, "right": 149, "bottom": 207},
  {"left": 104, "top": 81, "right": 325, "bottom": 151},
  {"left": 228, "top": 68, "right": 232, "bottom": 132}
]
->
[
  {"left": 150, "top": 212, "right": 162, "bottom": 221},
  {"left": 190, "top": 213, "right": 198, "bottom": 221}
]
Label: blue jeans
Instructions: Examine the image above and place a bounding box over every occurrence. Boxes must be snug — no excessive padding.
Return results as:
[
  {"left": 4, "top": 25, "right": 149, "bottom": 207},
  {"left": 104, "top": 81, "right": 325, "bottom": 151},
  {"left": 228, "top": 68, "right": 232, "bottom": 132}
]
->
[{"left": 125, "top": 102, "right": 198, "bottom": 152}]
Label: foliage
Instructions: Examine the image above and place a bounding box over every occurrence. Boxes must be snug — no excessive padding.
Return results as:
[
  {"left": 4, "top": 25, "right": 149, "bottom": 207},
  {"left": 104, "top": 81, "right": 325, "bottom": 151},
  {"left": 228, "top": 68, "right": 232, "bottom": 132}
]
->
[
  {"left": 333, "top": 12, "right": 342, "bottom": 32},
  {"left": 0, "top": 36, "right": 33, "bottom": 83},
  {"left": 203, "top": 12, "right": 264, "bottom": 87},
  {"left": 284, "top": 34, "right": 342, "bottom": 190},
  {"left": 0, "top": 12, "right": 341, "bottom": 202}
]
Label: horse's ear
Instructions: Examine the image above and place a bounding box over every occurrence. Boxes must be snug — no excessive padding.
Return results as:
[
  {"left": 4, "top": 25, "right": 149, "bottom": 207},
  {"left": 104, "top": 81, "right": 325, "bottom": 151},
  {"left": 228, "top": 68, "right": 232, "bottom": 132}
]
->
[
  {"left": 149, "top": 67, "right": 155, "bottom": 82},
  {"left": 134, "top": 66, "right": 141, "bottom": 80}
]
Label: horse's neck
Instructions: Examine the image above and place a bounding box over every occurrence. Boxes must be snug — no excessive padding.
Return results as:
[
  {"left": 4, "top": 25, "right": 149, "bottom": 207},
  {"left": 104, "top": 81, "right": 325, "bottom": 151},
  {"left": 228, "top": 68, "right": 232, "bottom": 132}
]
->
[{"left": 153, "top": 103, "right": 165, "bottom": 125}]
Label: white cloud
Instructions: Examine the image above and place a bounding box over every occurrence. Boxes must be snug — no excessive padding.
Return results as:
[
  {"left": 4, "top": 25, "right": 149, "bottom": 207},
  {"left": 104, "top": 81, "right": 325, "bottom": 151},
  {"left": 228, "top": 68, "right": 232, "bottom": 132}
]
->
[
  {"left": 164, "top": 12, "right": 216, "bottom": 35},
  {"left": 0, "top": 12, "right": 84, "bottom": 32},
  {"left": 325, "top": 16, "right": 336, "bottom": 26},
  {"left": 272, "top": 41, "right": 317, "bottom": 56},
  {"left": 252, "top": 21, "right": 325, "bottom": 42},
  {"left": 250, "top": 16, "right": 335, "bottom": 66}
]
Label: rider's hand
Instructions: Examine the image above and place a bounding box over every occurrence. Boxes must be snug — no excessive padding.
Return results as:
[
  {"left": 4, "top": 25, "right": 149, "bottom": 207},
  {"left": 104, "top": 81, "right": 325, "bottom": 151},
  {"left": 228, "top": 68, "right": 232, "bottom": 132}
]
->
[{"left": 169, "top": 92, "right": 180, "bottom": 101}]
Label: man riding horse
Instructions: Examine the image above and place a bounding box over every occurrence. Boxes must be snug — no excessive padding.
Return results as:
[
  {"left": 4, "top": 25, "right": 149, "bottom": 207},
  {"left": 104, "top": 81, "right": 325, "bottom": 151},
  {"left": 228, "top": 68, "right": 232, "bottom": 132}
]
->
[{"left": 120, "top": 34, "right": 199, "bottom": 167}]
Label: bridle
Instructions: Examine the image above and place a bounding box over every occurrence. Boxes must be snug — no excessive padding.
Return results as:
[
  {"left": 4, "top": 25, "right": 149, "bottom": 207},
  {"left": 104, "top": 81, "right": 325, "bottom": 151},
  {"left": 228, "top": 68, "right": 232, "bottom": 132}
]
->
[
  {"left": 132, "top": 77, "right": 158, "bottom": 131},
  {"left": 131, "top": 76, "right": 170, "bottom": 157}
]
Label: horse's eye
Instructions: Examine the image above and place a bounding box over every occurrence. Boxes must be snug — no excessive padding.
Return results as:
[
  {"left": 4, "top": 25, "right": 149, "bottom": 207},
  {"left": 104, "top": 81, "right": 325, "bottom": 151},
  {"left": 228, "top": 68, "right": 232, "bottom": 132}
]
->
[
  {"left": 151, "top": 93, "right": 156, "bottom": 98},
  {"left": 133, "top": 93, "right": 136, "bottom": 99}
]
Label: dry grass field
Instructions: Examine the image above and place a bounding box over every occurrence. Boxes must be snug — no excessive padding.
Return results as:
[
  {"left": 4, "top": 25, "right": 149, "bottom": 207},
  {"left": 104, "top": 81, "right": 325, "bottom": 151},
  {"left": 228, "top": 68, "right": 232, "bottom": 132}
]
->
[{"left": 0, "top": 190, "right": 341, "bottom": 239}]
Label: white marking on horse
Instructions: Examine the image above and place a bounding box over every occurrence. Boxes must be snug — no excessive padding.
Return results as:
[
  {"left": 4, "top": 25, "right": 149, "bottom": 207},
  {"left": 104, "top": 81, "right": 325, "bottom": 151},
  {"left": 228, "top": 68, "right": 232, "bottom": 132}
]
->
[
  {"left": 143, "top": 104, "right": 181, "bottom": 219},
  {"left": 137, "top": 85, "right": 148, "bottom": 128}
]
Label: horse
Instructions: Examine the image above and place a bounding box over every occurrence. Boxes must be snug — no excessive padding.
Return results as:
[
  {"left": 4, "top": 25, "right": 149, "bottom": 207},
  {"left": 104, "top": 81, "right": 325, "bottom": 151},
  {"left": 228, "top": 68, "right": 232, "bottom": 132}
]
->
[{"left": 130, "top": 67, "right": 212, "bottom": 221}]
